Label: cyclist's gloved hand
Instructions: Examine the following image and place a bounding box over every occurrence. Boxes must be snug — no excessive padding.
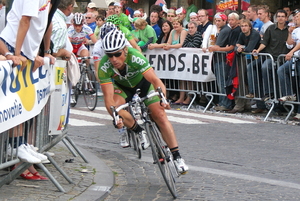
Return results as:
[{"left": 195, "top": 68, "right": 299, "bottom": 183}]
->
[
  {"left": 112, "top": 116, "right": 124, "bottom": 128},
  {"left": 160, "top": 100, "right": 171, "bottom": 109}
]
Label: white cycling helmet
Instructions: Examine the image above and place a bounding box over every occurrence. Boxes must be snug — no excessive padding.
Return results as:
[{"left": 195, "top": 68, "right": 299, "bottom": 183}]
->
[
  {"left": 102, "top": 30, "right": 126, "bottom": 53},
  {"left": 73, "top": 13, "right": 84, "bottom": 25}
]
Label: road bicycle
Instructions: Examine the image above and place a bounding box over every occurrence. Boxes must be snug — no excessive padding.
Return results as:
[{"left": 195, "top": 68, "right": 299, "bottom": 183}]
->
[
  {"left": 111, "top": 87, "right": 180, "bottom": 198},
  {"left": 70, "top": 56, "right": 98, "bottom": 111},
  {"left": 111, "top": 99, "right": 143, "bottom": 159}
]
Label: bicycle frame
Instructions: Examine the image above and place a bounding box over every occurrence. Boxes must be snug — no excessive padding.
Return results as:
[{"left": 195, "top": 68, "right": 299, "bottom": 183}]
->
[
  {"left": 71, "top": 56, "right": 98, "bottom": 111},
  {"left": 77, "top": 57, "right": 92, "bottom": 91}
]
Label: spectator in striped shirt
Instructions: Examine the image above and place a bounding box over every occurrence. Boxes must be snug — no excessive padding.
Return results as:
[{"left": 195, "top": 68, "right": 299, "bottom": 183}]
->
[
  {"left": 51, "top": 0, "right": 74, "bottom": 60},
  {"left": 183, "top": 21, "right": 202, "bottom": 48},
  {"left": 174, "top": 21, "right": 203, "bottom": 105}
]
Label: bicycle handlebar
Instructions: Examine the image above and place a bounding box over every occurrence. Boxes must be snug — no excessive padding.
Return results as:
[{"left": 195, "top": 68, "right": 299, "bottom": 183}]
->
[
  {"left": 110, "top": 87, "right": 167, "bottom": 126},
  {"left": 77, "top": 56, "right": 92, "bottom": 61}
]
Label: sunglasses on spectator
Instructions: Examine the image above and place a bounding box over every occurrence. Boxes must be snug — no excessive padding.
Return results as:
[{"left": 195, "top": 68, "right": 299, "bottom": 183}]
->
[
  {"left": 106, "top": 51, "right": 123, "bottom": 58},
  {"left": 167, "top": 15, "right": 175, "bottom": 17},
  {"left": 86, "top": 17, "right": 92, "bottom": 19}
]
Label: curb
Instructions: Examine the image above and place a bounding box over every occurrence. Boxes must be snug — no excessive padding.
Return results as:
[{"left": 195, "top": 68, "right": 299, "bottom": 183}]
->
[{"left": 73, "top": 146, "right": 114, "bottom": 201}]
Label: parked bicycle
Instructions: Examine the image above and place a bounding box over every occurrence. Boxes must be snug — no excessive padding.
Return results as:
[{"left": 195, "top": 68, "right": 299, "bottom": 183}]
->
[
  {"left": 111, "top": 87, "right": 180, "bottom": 198},
  {"left": 70, "top": 56, "right": 98, "bottom": 111}
]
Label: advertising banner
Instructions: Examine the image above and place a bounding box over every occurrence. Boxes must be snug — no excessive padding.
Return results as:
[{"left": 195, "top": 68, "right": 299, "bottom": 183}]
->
[
  {"left": 0, "top": 58, "right": 53, "bottom": 133},
  {"left": 144, "top": 48, "right": 216, "bottom": 82},
  {"left": 216, "top": 0, "right": 250, "bottom": 12},
  {"left": 48, "top": 60, "right": 70, "bottom": 135}
]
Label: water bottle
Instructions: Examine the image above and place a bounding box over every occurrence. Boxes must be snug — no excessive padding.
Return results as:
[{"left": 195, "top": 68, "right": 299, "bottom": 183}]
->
[
  {"left": 118, "top": 126, "right": 127, "bottom": 135},
  {"left": 132, "top": 94, "right": 141, "bottom": 120},
  {"left": 118, "top": 126, "right": 128, "bottom": 147}
]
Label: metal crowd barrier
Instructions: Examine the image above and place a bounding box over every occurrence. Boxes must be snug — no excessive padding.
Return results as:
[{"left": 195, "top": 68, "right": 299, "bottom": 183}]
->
[
  {"left": 277, "top": 54, "right": 300, "bottom": 121},
  {"left": 162, "top": 50, "right": 300, "bottom": 122},
  {"left": 0, "top": 60, "right": 88, "bottom": 192},
  {"left": 236, "top": 52, "right": 278, "bottom": 121}
]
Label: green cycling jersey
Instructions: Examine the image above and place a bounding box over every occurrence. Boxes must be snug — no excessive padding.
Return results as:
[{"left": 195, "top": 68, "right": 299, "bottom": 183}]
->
[
  {"left": 98, "top": 47, "right": 152, "bottom": 87},
  {"left": 118, "top": 13, "right": 132, "bottom": 31},
  {"left": 119, "top": 25, "right": 134, "bottom": 41}
]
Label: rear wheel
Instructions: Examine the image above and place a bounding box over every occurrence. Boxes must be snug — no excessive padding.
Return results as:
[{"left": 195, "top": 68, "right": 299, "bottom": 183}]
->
[
  {"left": 83, "top": 68, "right": 98, "bottom": 111},
  {"left": 146, "top": 122, "right": 177, "bottom": 198}
]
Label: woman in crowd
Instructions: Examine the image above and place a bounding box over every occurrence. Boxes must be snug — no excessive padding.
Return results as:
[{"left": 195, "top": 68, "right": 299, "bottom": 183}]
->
[
  {"left": 163, "top": 17, "right": 188, "bottom": 50},
  {"left": 148, "top": 20, "right": 173, "bottom": 49},
  {"left": 163, "top": 17, "right": 188, "bottom": 104}
]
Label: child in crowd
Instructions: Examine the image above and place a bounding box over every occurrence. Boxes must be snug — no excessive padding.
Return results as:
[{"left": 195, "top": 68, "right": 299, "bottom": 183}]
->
[{"left": 94, "top": 15, "right": 106, "bottom": 39}]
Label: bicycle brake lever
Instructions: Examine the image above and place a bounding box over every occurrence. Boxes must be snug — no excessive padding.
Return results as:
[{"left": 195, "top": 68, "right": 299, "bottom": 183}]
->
[
  {"left": 110, "top": 106, "right": 119, "bottom": 126},
  {"left": 157, "top": 87, "right": 168, "bottom": 104}
]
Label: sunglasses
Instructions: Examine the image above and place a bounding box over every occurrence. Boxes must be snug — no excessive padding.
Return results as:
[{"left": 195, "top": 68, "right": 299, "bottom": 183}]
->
[
  {"left": 106, "top": 51, "right": 123, "bottom": 58},
  {"left": 74, "top": 24, "right": 82, "bottom": 26},
  {"left": 86, "top": 17, "right": 92, "bottom": 19},
  {"left": 293, "top": 10, "right": 300, "bottom": 16}
]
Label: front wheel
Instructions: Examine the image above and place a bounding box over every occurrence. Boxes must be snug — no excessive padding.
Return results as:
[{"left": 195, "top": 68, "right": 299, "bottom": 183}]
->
[
  {"left": 128, "top": 130, "right": 142, "bottom": 159},
  {"left": 83, "top": 69, "right": 98, "bottom": 111},
  {"left": 145, "top": 122, "right": 177, "bottom": 198}
]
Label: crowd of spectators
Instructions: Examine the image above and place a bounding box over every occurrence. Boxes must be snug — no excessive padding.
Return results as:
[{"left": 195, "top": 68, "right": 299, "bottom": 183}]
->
[
  {"left": 0, "top": 1, "right": 300, "bottom": 109},
  {"left": 1, "top": 0, "right": 300, "bottom": 182},
  {"left": 1, "top": 0, "right": 299, "bottom": 117}
]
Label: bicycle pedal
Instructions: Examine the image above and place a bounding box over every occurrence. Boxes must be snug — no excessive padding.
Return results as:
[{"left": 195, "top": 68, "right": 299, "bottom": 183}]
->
[{"left": 165, "top": 156, "right": 171, "bottom": 162}]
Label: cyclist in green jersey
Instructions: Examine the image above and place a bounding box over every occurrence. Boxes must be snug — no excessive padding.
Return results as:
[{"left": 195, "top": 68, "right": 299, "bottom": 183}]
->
[
  {"left": 107, "top": 14, "right": 141, "bottom": 52},
  {"left": 114, "top": 2, "right": 132, "bottom": 31},
  {"left": 99, "top": 30, "right": 189, "bottom": 174}
]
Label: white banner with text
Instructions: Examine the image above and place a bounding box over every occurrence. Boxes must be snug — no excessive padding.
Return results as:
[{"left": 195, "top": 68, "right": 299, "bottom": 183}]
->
[
  {"left": 48, "top": 60, "right": 70, "bottom": 135},
  {"left": 144, "top": 48, "right": 216, "bottom": 82},
  {"left": 0, "top": 58, "right": 53, "bottom": 133}
]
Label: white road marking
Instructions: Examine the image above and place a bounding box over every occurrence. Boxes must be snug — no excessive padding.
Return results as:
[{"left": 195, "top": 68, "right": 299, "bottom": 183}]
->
[
  {"left": 166, "top": 110, "right": 255, "bottom": 124},
  {"left": 189, "top": 165, "right": 300, "bottom": 190},
  {"left": 69, "top": 118, "right": 104, "bottom": 126},
  {"left": 71, "top": 109, "right": 113, "bottom": 120},
  {"left": 72, "top": 107, "right": 206, "bottom": 124},
  {"left": 129, "top": 154, "right": 300, "bottom": 190},
  {"left": 166, "top": 116, "right": 206, "bottom": 124},
  {"left": 95, "top": 106, "right": 255, "bottom": 124}
]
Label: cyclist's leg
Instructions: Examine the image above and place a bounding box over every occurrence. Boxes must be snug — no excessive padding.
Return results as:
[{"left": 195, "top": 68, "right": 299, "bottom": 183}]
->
[
  {"left": 148, "top": 102, "right": 177, "bottom": 148},
  {"left": 146, "top": 86, "right": 188, "bottom": 173},
  {"left": 78, "top": 45, "right": 90, "bottom": 66},
  {"left": 143, "top": 85, "right": 178, "bottom": 149},
  {"left": 112, "top": 84, "right": 135, "bottom": 128}
]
